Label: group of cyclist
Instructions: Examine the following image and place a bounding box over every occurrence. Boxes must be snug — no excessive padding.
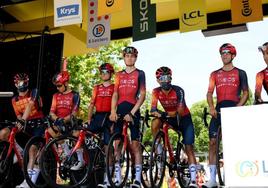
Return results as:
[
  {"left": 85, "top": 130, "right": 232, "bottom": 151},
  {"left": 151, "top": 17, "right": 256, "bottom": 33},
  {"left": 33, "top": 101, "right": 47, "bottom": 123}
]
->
[{"left": 0, "top": 42, "right": 267, "bottom": 188}]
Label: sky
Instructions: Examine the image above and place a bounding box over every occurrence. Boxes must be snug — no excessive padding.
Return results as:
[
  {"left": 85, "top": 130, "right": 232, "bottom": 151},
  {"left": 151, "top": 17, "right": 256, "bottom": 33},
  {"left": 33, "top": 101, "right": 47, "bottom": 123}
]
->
[{"left": 118, "top": 18, "right": 268, "bottom": 107}]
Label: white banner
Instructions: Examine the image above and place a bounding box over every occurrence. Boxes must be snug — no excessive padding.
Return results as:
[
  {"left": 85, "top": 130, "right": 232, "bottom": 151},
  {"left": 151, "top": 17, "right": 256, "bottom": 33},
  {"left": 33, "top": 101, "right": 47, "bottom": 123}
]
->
[
  {"left": 87, "top": 0, "right": 111, "bottom": 48},
  {"left": 221, "top": 105, "right": 268, "bottom": 187},
  {"left": 54, "top": 0, "right": 82, "bottom": 27}
]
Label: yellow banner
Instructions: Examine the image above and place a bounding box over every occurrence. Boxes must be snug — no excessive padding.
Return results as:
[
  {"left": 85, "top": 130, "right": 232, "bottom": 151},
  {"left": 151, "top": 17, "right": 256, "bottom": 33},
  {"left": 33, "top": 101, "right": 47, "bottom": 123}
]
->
[
  {"left": 98, "top": 0, "right": 123, "bottom": 16},
  {"left": 151, "top": 0, "right": 176, "bottom": 3},
  {"left": 231, "top": 0, "right": 263, "bottom": 25},
  {"left": 179, "top": 0, "right": 207, "bottom": 33}
]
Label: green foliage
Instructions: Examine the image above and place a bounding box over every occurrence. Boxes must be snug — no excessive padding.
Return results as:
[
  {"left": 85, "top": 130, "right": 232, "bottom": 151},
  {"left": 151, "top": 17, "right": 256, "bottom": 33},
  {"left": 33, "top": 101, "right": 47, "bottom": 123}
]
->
[{"left": 66, "top": 40, "right": 130, "bottom": 120}]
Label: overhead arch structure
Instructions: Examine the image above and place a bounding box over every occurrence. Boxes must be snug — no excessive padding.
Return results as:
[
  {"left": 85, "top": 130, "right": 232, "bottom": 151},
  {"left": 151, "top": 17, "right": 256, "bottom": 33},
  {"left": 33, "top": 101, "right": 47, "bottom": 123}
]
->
[{"left": 1, "top": 0, "right": 268, "bottom": 56}]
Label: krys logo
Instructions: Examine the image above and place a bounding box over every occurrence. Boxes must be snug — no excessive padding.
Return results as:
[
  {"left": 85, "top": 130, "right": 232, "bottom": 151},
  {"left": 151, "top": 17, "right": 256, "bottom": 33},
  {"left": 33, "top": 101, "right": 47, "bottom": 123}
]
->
[
  {"left": 236, "top": 161, "right": 259, "bottom": 177},
  {"left": 57, "top": 4, "right": 79, "bottom": 18},
  {"left": 93, "top": 24, "right": 105, "bottom": 37},
  {"left": 106, "top": 0, "right": 114, "bottom": 7},
  {"left": 181, "top": 10, "right": 204, "bottom": 26},
  {"left": 241, "top": 0, "right": 252, "bottom": 17}
]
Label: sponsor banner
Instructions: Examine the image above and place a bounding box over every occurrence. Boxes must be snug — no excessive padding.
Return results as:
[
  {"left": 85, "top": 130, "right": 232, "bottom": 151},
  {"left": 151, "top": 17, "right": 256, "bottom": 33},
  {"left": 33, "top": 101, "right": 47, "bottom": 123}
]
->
[
  {"left": 132, "top": 0, "right": 156, "bottom": 42},
  {"left": 221, "top": 105, "right": 268, "bottom": 187},
  {"left": 151, "top": 0, "right": 176, "bottom": 3},
  {"left": 98, "top": 0, "right": 124, "bottom": 16},
  {"left": 231, "top": 0, "right": 263, "bottom": 25},
  {"left": 87, "top": 0, "right": 111, "bottom": 48},
  {"left": 178, "top": 0, "right": 207, "bottom": 33},
  {"left": 54, "top": 0, "right": 82, "bottom": 27}
]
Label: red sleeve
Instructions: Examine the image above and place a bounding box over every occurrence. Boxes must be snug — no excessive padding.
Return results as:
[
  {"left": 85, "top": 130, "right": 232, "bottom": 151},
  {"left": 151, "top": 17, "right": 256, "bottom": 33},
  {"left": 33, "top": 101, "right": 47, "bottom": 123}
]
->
[
  {"left": 150, "top": 88, "right": 159, "bottom": 112},
  {"left": 50, "top": 94, "right": 57, "bottom": 114},
  {"left": 114, "top": 73, "right": 120, "bottom": 93},
  {"left": 11, "top": 97, "right": 21, "bottom": 117},
  {"left": 255, "top": 71, "right": 264, "bottom": 94},
  {"left": 207, "top": 72, "right": 216, "bottom": 94},
  {"left": 89, "top": 85, "right": 98, "bottom": 106}
]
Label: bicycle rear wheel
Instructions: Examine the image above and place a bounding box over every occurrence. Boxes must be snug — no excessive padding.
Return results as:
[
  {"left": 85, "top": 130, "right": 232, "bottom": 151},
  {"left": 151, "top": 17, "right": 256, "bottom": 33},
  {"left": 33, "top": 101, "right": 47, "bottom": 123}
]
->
[
  {"left": 216, "top": 126, "right": 224, "bottom": 186},
  {"left": 149, "top": 131, "right": 166, "bottom": 188},
  {"left": 141, "top": 141, "right": 152, "bottom": 188},
  {"left": 107, "top": 133, "right": 130, "bottom": 188},
  {"left": 0, "top": 141, "right": 13, "bottom": 187},
  {"left": 176, "top": 141, "right": 190, "bottom": 188},
  {"left": 92, "top": 146, "right": 105, "bottom": 186},
  {"left": 23, "top": 136, "right": 47, "bottom": 188},
  {"left": 40, "top": 135, "right": 91, "bottom": 188}
]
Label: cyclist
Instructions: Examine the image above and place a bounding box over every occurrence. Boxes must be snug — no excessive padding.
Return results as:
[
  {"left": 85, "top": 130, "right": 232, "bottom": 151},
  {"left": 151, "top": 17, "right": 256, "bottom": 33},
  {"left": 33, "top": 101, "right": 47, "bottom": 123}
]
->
[
  {"left": 84, "top": 63, "right": 114, "bottom": 188},
  {"left": 255, "top": 42, "right": 268, "bottom": 103},
  {"left": 203, "top": 43, "right": 249, "bottom": 188},
  {"left": 0, "top": 73, "right": 45, "bottom": 188},
  {"left": 47, "top": 71, "right": 83, "bottom": 170},
  {"left": 150, "top": 66, "right": 198, "bottom": 188},
  {"left": 109, "top": 46, "right": 146, "bottom": 188}
]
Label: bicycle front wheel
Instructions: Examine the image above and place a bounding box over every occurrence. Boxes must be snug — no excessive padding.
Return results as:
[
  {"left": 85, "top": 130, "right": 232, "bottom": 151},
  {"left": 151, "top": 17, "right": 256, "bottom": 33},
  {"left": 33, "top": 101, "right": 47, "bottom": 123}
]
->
[
  {"left": 149, "top": 131, "right": 166, "bottom": 188},
  {"left": 92, "top": 145, "right": 106, "bottom": 186},
  {"left": 107, "top": 133, "right": 130, "bottom": 188},
  {"left": 0, "top": 141, "right": 13, "bottom": 187},
  {"left": 40, "top": 135, "right": 91, "bottom": 188},
  {"left": 141, "top": 141, "right": 152, "bottom": 188},
  {"left": 23, "top": 136, "right": 47, "bottom": 188},
  {"left": 216, "top": 126, "right": 224, "bottom": 186},
  {"left": 176, "top": 141, "right": 190, "bottom": 188}
]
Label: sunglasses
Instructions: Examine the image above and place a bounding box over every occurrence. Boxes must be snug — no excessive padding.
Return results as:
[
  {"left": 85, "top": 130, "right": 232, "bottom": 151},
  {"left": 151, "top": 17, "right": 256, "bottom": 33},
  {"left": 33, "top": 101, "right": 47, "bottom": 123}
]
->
[
  {"left": 220, "top": 49, "right": 231, "bottom": 55},
  {"left": 159, "top": 75, "right": 172, "bottom": 82},
  {"left": 101, "top": 70, "right": 110, "bottom": 74},
  {"left": 258, "top": 46, "right": 267, "bottom": 52},
  {"left": 56, "top": 84, "right": 63, "bottom": 88}
]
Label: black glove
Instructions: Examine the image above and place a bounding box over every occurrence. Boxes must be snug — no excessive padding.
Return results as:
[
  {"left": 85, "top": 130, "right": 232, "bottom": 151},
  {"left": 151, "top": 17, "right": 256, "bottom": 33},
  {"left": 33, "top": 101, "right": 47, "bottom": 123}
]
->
[
  {"left": 161, "top": 112, "right": 168, "bottom": 119},
  {"left": 54, "top": 118, "right": 65, "bottom": 127}
]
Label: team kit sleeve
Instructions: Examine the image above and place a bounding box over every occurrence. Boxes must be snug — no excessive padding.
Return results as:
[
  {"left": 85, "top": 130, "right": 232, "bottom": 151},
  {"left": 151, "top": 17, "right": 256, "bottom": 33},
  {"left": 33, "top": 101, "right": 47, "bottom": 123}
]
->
[
  {"left": 239, "top": 69, "right": 249, "bottom": 91},
  {"left": 11, "top": 97, "right": 21, "bottom": 117},
  {"left": 50, "top": 94, "right": 57, "bottom": 114},
  {"left": 138, "top": 70, "right": 146, "bottom": 92},
  {"left": 150, "top": 89, "right": 158, "bottom": 113},
  {"left": 255, "top": 71, "right": 264, "bottom": 95},
  {"left": 207, "top": 72, "right": 216, "bottom": 94},
  {"left": 89, "top": 85, "right": 98, "bottom": 106},
  {"left": 113, "top": 72, "right": 120, "bottom": 93}
]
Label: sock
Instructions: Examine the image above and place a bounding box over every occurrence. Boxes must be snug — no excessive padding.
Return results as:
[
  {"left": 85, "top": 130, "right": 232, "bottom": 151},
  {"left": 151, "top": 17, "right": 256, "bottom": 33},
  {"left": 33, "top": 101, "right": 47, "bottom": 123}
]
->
[
  {"left": 135, "top": 164, "right": 142, "bottom": 183},
  {"left": 209, "top": 165, "right": 217, "bottom": 182},
  {"left": 15, "top": 142, "right": 23, "bottom": 156},
  {"left": 31, "top": 168, "right": 41, "bottom": 183},
  {"left": 60, "top": 142, "right": 70, "bottom": 155},
  {"left": 156, "top": 141, "right": 162, "bottom": 155},
  {"left": 76, "top": 149, "right": 84, "bottom": 162},
  {"left": 115, "top": 163, "right": 122, "bottom": 184},
  {"left": 189, "top": 164, "right": 197, "bottom": 182}
]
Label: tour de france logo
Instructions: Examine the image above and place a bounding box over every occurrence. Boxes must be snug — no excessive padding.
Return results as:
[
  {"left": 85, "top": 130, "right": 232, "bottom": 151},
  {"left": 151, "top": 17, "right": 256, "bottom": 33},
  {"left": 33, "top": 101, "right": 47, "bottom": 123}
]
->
[
  {"left": 236, "top": 161, "right": 259, "bottom": 177},
  {"left": 106, "top": 0, "right": 114, "bottom": 7},
  {"left": 93, "top": 24, "right": 105, "bottom": 37}
]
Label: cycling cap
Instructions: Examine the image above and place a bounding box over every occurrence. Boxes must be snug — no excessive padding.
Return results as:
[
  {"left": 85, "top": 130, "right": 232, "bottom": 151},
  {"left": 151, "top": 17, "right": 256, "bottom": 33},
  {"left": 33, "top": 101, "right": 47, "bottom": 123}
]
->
[
  {"left": 14, "top": 73, "right": 29, "bottom": 85},
  {"left": 53, "top": 71, "right": 70, "bottom": 84},
  {"left": 155, "top": 66, "right": 172, "bottom": 79},
  {"left": 258, "top": 42, "right": 268, "bottom": 53},
  {"left": 219, "top": 43, "right": 237, "bottom": 56},
  {"left": 123, "top": 46, "right": 138, "bottom": 57},
  {"left": 99, "top": 63, "right": 114, "bottom": 74}
]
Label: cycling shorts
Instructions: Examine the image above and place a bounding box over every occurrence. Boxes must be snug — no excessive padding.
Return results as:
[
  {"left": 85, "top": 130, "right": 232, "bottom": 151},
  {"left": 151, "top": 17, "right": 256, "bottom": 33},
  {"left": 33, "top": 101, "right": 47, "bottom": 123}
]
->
[
  {"left": 167, "top": 114, "right": 195, "bottom": 145},
  {"left": 87, "top": 112, "right": 112, "bottom": 145},
  {"left": 209, "top": 100, "right": 237, "bottom": 138},
  {"left": 114, "top": 102, "right": 140, "bottom": 141}
]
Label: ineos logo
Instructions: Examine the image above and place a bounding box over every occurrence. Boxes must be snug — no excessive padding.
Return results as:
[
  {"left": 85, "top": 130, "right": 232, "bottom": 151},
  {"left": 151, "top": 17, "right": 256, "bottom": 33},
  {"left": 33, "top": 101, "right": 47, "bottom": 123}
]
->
[
  {"left": 241, "top": 0, "right": 252, "bottom": 16},
  {"left": 93, "top": 24, "right": 105, "bottom": 37},
  {"left": 182, "top": 10, "right": 204, "bottom": 26},
  {"left": 106, "top": 0, "right": 114, "bottom": 7}
]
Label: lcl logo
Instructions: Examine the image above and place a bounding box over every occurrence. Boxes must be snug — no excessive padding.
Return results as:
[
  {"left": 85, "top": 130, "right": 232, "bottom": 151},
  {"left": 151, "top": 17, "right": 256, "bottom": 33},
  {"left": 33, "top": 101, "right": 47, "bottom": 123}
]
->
[
  {"left": 106, "top": 0, "right": 114, "bottom": 7},
  {"left": 182, "top": 10, "right": 204, "bottom": 26}
]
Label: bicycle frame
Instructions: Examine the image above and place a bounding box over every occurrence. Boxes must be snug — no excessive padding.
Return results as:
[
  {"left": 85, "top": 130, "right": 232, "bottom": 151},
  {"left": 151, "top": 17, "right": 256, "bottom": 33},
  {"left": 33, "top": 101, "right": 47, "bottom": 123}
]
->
[
  {"left": 162, "top": 123, "right": 176, "bottom": 164},
  {"left": 7, "top": 126, "right": 23, "bottom": 167}
]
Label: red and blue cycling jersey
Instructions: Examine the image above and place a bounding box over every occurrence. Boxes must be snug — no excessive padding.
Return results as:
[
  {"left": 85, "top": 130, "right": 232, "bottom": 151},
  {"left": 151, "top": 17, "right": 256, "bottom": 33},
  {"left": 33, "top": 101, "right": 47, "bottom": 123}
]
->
[
  {"left": 114, "top": 69, "right": 146, "bottom": 105},
  {"left": 50, "top": 91, "right": 80, "bottom": 118},
  {"left": 12, "top": 89, "right": 44, "bottom": 120},
  {"left": 90, "top": 84, "right": 114, "bottom": 112},
  {"left": 207, "top": 67, "right": 248, "bottom": 103},
  {"left": 151, "top": 85, "right": 190, "bottom": 117},
  {"left": 255, "top": 67, "right": 268, "bottom": 95}
]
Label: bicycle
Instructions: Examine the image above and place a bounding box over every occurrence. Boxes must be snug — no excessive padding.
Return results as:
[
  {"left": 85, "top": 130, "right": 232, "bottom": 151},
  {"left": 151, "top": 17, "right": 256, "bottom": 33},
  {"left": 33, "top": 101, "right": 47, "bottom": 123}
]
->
[
  {"left": 203, "top": 107, "right": 224, "bottom": 186},
  {"left": 149, "top": 113, "right": 191, "bottom": 188},
  {"left": 40, "top": 119, "right": 104, "bottom": 188}
]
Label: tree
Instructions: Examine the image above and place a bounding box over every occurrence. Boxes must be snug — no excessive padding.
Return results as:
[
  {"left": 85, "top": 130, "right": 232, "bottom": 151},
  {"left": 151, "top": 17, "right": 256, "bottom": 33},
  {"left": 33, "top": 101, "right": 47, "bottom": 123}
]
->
[{"left": 66, "top": 40, "right": 131, "bottom": 120}]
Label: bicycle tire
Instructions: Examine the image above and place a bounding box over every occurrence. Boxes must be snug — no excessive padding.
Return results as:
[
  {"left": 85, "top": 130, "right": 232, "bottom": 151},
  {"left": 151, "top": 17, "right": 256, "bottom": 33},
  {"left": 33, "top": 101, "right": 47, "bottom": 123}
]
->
[
  {"left": 216, "top": 126, "right": 224, "bottom": 186},
  {"left": 92, "top": 146, "right": 106, "bottom": 186},
  {"left": 149, "top": 131, "right": 166, "bottom": 188},
  {"left": 23, "top": 136, "right": 48, "bottom": 188},
  {"left": 0, "top": 141, "right": 13, "bottom": 187},
  {"left": 107, "top": 132, "right": 130, "bottom": 188},
  {"left": 176, "top": 141, "right": 190, "bottom": 188},
  {"left": 40, "top": 135, "right": 91, "bottom": 188},
  {"left": 141, "top": 141, "right": 152, "bottom": 188}
]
